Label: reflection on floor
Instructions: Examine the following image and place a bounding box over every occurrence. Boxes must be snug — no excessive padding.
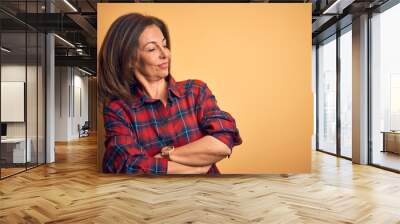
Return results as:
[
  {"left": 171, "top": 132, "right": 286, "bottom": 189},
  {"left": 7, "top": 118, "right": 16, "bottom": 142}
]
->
[
  {"left": 1, "top": 167, "right": 25, "bottom": 178},
  {"left": 0, "top": 163, "right": 42, "bottom": 178},
  {"left": 0, "top": 134, "right": 400, "bottom": 223},
  {"left": 373, "top": 150, "right": 400, "bottom": 170}
]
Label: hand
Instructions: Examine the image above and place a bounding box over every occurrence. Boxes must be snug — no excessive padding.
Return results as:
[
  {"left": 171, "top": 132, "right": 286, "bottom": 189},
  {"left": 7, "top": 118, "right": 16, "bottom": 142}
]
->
[
  {"left": 154, "top": 153, "right": 163, "bottom": 159},
  {"left": 161, "top": 146, "right": 173, "bottom": 156},
  {"left": 197, "top": 164, "right": 212, "bottom": 174},
  {"left": 161, "top": 146, "right": 167, "bottom": 154}
]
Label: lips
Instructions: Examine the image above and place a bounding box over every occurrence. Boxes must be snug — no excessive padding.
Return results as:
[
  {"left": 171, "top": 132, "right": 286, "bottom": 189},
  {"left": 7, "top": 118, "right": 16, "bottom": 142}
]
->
[{"left": 158, "top": 62, "right": 169, "bottom": 69}]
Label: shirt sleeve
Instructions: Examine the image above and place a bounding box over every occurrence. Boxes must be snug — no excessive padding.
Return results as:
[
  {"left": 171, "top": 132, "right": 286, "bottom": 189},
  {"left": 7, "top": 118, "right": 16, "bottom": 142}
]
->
[
  {"left": 102, "top": 103, "right": 169, "bottom": 174},
  {"left": 196, "top": 81, "right": 242, "bottom": 158}
]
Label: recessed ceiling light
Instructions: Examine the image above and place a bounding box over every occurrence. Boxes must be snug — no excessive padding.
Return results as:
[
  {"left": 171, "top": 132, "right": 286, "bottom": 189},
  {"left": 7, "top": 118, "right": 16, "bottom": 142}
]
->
[
  {"left": 54, "top": 34, "right": 75, "bottom": 48},
  {"left": 77, "top": 67, "right": 93, "bottom": 76},
  {"left": 63, "top": 0, "right": 78, "bottom": 12},
  {"left": 1, "top": 47, "right": 11, "bottom": 53},
  {"left": 323, "top": 0, "right": 355, "bottom": 15}
]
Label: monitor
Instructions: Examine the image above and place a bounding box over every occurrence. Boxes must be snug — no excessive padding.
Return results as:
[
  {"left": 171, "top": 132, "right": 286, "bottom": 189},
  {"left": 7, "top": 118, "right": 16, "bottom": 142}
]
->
[{"left": 1, "top": 123, "right": 7, "bottom": 137}]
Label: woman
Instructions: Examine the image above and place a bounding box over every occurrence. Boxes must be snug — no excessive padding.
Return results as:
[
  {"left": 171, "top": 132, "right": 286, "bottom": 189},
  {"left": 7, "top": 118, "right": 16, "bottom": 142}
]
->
[{"left": 98, "top": 13, "right": 242, "bottom": 175}]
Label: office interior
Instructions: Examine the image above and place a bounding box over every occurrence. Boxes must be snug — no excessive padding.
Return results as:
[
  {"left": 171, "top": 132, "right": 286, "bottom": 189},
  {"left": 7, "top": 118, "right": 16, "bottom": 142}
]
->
[
  {"left": 0, "top": 0, "right": 97, "bottom": 179},
  {"left": 0, "top": 0, "right": 399, "bottom": 222}
]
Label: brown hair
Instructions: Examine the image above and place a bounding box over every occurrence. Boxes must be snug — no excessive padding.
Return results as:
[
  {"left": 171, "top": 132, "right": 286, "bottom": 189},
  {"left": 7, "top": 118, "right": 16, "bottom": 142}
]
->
[{"left": 98, "top": 13, "right": 171, "bottom": 104}]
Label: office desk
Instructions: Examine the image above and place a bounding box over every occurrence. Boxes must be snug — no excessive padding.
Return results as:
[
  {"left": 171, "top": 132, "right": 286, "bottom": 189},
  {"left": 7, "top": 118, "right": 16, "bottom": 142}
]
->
[
  {"left": 381, "top": 131, "right": 400, "bottom": 154},
  {"left": 1, "top": 138, "right": 32, "bottom": 164}
]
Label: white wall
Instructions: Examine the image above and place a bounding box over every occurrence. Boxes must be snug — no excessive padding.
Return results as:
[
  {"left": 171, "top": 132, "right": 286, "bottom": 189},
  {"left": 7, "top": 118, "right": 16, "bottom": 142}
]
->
[
  {"left": 1, "top": 65, "right": 36, "bottom": 138},
  {"left": 54, "top": 67, "right": 89, "bottom": 141},
  {"left": 76, "top": 70, "right": 89, "bottom": 139},
  {"left": 55, "top": 66, "right": 69, "bottom": 141},
  {"left": 1, "top": 65, "right": 26, "bottom": 130},
  {"left": 1, "top": 65, "right": 26, "bottom": 81}
]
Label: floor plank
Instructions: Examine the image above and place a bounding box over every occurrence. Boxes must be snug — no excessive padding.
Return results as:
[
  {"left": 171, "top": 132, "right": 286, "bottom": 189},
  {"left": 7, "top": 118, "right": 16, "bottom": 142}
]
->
[{"left": 0, "top": 134, "right": 400, "bottom": 223}]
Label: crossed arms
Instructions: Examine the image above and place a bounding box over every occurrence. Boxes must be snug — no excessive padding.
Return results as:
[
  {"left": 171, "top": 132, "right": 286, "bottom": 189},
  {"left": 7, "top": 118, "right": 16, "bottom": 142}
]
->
[
  {"left": 102, "top": 82, "right": 241, "bottom": 175},
  {"left": 155, "top": 135, "right": 231, "bottom": 174},
  {"left": 102, "top": 112, "right": 234, "bottom": 175}
]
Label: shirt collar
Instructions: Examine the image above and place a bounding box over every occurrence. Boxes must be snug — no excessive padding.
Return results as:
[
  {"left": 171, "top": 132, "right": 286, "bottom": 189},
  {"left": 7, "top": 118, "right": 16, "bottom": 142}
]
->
[{"left": 129, "top": 74, "right": 182, "bottom": 108}]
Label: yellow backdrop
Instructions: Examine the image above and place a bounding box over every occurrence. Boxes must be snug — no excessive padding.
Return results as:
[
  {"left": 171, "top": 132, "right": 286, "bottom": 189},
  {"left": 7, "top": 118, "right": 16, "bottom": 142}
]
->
[{"left": 97, "top": 3, "right": 312, "bottom": 173}]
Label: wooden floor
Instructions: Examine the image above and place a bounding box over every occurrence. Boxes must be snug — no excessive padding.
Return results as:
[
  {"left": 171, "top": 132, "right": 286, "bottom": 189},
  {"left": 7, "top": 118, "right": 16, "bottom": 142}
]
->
[
  {"left": 373, "top": 151, "right": 400, "bottom": 171},
  {"left": 1, "top": 163, "right": 45, "bottom": 178},
  {"left": 1, "top": 134, "right": 400, "bottom": 223},
  {"left": 1, "top": 167, "right": 26, "bottom": 178}
]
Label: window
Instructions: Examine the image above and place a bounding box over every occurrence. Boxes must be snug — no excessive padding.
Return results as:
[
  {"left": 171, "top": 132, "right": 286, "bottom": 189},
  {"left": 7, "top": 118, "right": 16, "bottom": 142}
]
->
[
  {"left": 339, "top": 27, "right": 352, "bottom": 158},
  {"left": 317, "top": 35, "right": 337, "bottom": 154},
  {"left": 371, "top": 2, "right": 400, "bottom": 171}
]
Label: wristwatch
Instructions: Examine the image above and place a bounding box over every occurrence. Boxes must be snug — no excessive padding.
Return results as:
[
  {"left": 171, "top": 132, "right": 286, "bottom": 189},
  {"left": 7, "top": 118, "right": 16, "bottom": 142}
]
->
[{"left": 161, "top": 145, "right": 175, "bottom": 160}]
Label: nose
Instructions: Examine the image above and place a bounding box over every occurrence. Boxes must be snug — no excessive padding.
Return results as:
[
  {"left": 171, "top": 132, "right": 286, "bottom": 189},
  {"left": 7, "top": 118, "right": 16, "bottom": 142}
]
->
[{"left": 159, "top": 46, "right": 168, "bottom": 59}]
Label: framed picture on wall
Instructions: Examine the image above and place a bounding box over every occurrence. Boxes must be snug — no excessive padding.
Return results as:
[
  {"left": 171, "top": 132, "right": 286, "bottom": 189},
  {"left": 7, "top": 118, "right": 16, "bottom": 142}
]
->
[{"left": 1, "top": 81, "right": 25, "bottom": 122}]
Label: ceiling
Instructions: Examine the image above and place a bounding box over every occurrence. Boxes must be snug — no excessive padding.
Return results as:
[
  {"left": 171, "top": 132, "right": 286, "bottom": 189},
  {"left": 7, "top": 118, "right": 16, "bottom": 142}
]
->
[{"left": 0, "top": 0, "right": 393, "bottom": 75}]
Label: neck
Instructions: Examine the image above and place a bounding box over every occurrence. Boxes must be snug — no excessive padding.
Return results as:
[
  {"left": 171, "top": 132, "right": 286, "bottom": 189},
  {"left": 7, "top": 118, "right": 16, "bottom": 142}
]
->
[{"left": 136, "top": 74, "right": 168, "bottom": 102}]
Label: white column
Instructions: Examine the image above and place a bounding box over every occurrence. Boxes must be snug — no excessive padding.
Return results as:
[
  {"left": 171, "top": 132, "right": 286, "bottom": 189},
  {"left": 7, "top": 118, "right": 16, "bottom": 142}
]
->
[
  {"left": 46, "top": 33, "right": 55, "bottom": 163},
  {"left": 352, "top": 14, "right": 369, "bottom": 164},
  {"left": 45, "top": 1, "right": 55, "bottom": 163}
]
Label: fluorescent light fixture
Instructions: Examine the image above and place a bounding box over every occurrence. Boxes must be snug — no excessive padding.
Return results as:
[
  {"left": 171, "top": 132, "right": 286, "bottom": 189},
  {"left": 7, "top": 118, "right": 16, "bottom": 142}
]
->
[
  {"left": 77, "top": 67, "right": 93, "bottom": 76},
  {"left": 63, "top": 0, "right": 78, "bottom": 12},
  {"left": 76, "top": 48, "right": 87, "bottom": 56},
  {"left": 323, "top": 0, "right": 355, "bottom": 15},
  {"left": 54, "top": 34, "right": 75, "bottom": 48},
  {"left": 1, "top": 47, "right": 11, "bottom": 53}
]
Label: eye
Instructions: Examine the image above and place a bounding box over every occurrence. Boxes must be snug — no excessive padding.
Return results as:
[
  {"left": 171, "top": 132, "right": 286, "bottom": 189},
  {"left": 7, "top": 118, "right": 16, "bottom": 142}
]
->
[{"left": 147, "top": 48, "right": 155, "bottom": 52}]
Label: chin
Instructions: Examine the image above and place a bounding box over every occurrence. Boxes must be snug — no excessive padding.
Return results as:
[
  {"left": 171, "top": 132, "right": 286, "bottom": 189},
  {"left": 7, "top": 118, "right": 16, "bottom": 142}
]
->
[
  {"left": 161, "top": 72, "right": 169, "bottom": 78},
  {"left": 149, "top": 73, "right": 168, "bottom": 81}
]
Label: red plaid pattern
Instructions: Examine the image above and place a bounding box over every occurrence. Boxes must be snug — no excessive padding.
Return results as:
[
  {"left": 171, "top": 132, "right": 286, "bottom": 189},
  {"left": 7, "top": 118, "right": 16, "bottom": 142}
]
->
[{"left": 102, "top": 75, "right": 242, "bottom": 175}]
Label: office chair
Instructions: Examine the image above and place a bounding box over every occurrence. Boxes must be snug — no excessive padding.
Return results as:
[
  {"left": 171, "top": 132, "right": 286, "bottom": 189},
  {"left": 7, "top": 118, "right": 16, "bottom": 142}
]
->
[{"left": 78, "top": 121, "right": 90, "bottom": 138}]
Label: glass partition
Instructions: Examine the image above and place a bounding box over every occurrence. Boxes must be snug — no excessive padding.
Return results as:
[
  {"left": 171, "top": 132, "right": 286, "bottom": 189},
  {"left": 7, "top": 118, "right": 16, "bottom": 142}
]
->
[
  {"left": 371, "top": 3, "right": 400, "bottom": 171},
  {"left": 1, "top": 30, "right": 28, "bottom": 177},
  {"left": 317, "top": 35, "right": 337, "bottom": 155},
  {"left": 0, "top": 1, "right": 46, "bottom": 179}
]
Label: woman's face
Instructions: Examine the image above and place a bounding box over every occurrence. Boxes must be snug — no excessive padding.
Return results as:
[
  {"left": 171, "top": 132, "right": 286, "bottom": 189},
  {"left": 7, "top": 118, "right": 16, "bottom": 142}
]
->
[{"left": 133, "top": 24, "right": 170, "bottom": 82}]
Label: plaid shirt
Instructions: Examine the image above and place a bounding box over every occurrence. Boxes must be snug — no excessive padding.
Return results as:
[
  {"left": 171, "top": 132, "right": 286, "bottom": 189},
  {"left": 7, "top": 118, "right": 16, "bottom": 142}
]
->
[{"left": 102, "top": 75, "right": 242, "bottom": 175}]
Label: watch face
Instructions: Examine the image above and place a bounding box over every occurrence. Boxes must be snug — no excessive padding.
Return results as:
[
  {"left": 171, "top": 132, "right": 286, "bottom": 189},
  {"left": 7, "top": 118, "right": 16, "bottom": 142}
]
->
[{"left": 161, "top": 146, "right": 173, "bottom": 157}]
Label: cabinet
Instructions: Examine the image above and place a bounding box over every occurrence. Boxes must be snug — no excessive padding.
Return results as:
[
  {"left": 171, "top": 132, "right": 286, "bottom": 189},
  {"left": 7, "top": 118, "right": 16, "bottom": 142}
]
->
[
  {"left": 0, "top": 138, "right": 32, "bottom": 165},
  {"left": 382, "top": 131, "right": 400, "bottom": 154}
]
